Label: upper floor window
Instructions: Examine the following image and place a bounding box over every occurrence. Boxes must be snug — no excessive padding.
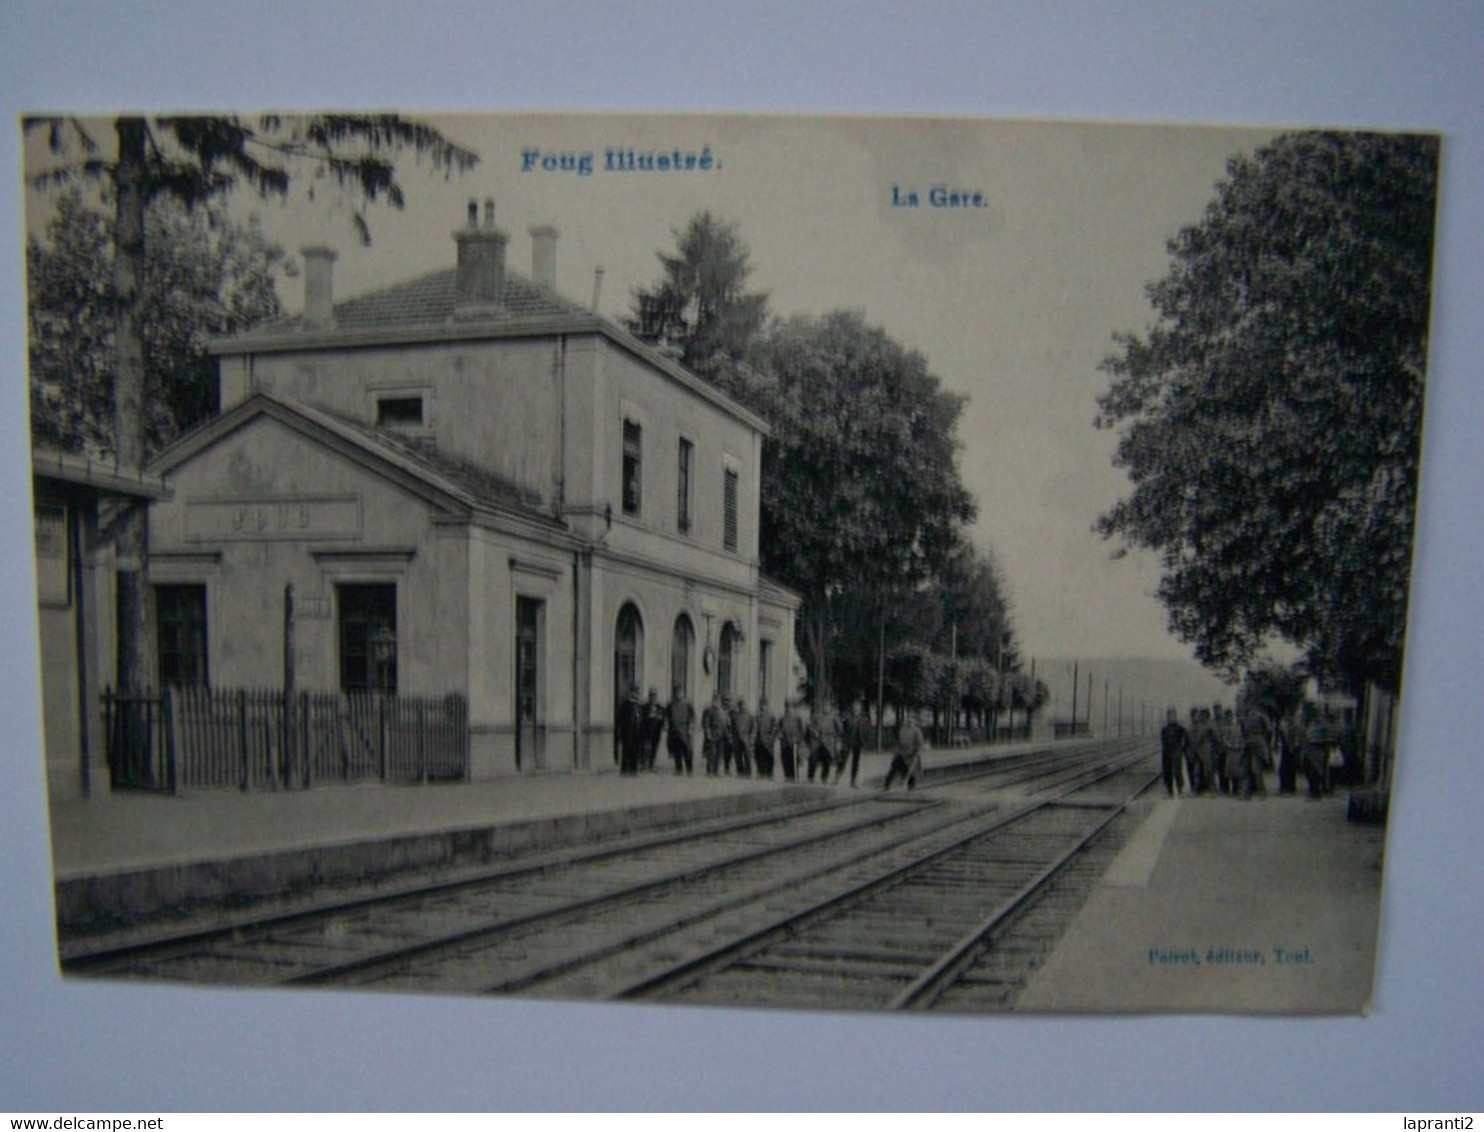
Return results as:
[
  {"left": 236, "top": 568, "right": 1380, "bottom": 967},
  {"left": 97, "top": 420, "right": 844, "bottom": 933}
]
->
[
  {"left": 677, "top": 437, "right": 694, "bottom": 534},
  {"left": 376, "top": 394, "right": 425, "bottom": 429},
  {"left": 622, "top": 419, "right": 643, "bottom": 515},
  {"left": 723, "top": 467, "right": 739, "bottom": 552}
]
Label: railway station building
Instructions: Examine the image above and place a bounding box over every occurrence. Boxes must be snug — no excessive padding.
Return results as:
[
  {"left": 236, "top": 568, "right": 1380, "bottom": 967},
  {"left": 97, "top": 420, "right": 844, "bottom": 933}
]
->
[{"left": 140, "top": 200, "right": 800, "bottom": 778}]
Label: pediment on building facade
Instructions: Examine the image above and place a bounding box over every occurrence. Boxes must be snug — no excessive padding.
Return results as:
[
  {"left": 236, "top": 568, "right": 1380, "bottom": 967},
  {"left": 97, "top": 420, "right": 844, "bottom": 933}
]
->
[{"left": 149, "top": 392, "right": 568, "bottom": 537}]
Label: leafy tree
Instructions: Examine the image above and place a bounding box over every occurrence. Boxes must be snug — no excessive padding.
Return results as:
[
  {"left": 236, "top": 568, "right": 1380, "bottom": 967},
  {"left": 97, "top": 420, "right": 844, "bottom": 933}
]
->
[
  {"left": 925, "top": 540, "right": 1016, "bottom": 662},
  {"left": 630, "top": 215, "right": 1000, "bottom": 715},
  {"left": 829, "top": 538, "right": 1016, "bottom": 724},
  {"left": 959, "top": 659, "right": 1001, "bottom": 736},
  {"left": 627, "top": 210, "right": 769, "bottom": 390},
  {"left": 751, "top": 311, "right": 977, "bottom": 704},
  {"left": 1239, "top": 661, "right": 1307, "bottom": 723},
  {"left": 27, "top": 114, "right": 478, "bottom": 692},
  {"left": 883, "top": 645, "right": 941, "bottom": 715},
  {"left": 1095, "top": 131, "right": 1438, "bottom": 695},
  {"left": 29, "top": 191, "right": 283, "bottom": 457}
]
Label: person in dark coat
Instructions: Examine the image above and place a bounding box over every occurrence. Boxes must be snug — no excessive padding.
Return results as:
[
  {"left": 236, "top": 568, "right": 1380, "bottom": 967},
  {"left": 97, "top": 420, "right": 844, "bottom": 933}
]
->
[
  {"left": 1159, "top": 707, "right": 1188, "bottom": 797},
  {"left": 754, "top": 697, "right": 778, "bottom": 779},
  {"left": 806, "top": 705, "right": 836, "bottom": 783},
  {"left": 837, "top": 702, "right": 866, "bottom": 787},
  {"left": 702, "top": 693, "right": 727, "bottom": 777},
  {"left": 667, "top": 684, "right": 695, "bottom": 775},
  {"left": 1277, "top": 710, "right": 1301, "bottom": 794},
  {"left": 731, "top": 698, "right": 756, "bottom": 778},
  {"left": 1185, "top": 707, "right": 1207, "bottom": 793},
  {"left": 1300, "top": 702, "right": 1331, "bottom": 800},
  {"left": 1190, "top": 708, "right": 1219, "bottom": 795},
  {"left": 618, "top": 683, "right": 646, "bottom": 776},
  {"left": 1239, "top": 702, "right": 1271, "bottom": 798},
  {"left": 1218, "top": 706, "right": 1242, "bottom": 796},
  {"left": 641, "top": 687, "right": 665, "bottom": 772},
  {"left": 884, "top": 710, "right": 925, "bottom": 790},
  {"left": 779, "top": 699, "right": 804, "bottom": 781}
]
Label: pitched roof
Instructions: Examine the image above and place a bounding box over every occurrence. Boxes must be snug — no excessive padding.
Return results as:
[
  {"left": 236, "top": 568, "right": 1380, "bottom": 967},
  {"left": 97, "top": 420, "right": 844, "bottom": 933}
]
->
[
  {"left": 211, "top": 257, "right": 773, "bottom": 437},
  {"left": 234, "top": 267, "right": 591, "bottom": 341},
  {"left": 150, "top": 392, "right": 565, "bottom": 535},
  {"left": 324, "top": 406, "right": 549, "bottom": 516}
]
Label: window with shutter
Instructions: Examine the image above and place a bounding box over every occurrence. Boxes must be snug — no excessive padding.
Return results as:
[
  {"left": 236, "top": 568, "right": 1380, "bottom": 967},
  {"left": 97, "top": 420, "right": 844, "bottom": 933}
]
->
[
  {"left": 622, "top": 419, "right": 643, "bottom": 515},
  {"left": 723, "top": 467, "right": 738, "bottom": 552},
  {"left": 677, "top": 437, "right": 694, "bottom": 533}
]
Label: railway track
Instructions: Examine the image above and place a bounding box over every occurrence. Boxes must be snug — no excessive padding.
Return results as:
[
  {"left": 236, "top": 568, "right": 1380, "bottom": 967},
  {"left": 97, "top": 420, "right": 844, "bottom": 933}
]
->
[{"left": 65, "top": 738, "right": 1159, "bottom": 1011}]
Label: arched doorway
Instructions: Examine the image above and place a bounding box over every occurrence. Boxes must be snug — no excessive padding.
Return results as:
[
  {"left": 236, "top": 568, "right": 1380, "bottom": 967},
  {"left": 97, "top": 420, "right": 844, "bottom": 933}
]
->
[
  {"left": 614, "top": 603, "right": 643, "bottom": 760},
  {"left": 671, "top": 614, "right": 695, "bottom": 701}
]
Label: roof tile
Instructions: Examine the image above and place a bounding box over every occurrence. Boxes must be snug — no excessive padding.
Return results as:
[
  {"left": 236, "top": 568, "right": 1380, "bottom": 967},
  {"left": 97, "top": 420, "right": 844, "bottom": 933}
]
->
[{"left": 240, "top": 267, "right": 590, "bottom": 339}]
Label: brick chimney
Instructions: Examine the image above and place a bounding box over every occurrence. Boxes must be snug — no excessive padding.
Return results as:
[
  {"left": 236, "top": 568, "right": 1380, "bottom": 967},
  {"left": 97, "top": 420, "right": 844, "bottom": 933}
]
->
[
  {"left": 454, "top": 198, "right": 507, "bottom": 312},
  {"left": 300, "top": 245, "right": 337, "bottom": 327},
  {"left": 529, "top": 224, "right": 558, "bottom": 291}
]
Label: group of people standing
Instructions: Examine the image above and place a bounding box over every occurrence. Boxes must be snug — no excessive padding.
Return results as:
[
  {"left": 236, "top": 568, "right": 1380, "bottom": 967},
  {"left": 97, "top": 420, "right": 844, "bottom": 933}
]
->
[
  {"left": 616, "top": 685, "right": 881, "bottom": 788},
  {"left": 1158, "top": 700, "right": 1351, "bottom": 802}
]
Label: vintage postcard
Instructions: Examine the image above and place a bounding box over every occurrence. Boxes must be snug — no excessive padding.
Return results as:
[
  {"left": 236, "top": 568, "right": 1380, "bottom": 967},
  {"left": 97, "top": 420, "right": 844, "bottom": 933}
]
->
[{"left": 22, "top": 111, "right": 1436, "bottom": 1014}]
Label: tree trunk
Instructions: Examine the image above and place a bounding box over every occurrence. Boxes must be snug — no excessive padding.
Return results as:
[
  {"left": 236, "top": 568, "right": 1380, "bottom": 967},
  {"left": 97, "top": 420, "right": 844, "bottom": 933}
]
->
[
  {"left": 113, "top": 117, "right": 154, "bottom": 693},
  {"left": 799, "top": 600, "right": 831, "bottom": 713}
]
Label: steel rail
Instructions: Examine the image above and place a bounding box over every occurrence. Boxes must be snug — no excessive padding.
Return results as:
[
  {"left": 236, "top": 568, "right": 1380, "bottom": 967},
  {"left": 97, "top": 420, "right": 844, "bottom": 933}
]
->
[
  {"left": 60, "top": 790, "right": 862, "bottom": 974},
  {"left": 67, "top": 738, "right": 1152, "bottom": 991},
  {"left": 457, "top": 747, "right": 1160, "bottom": 995},
  {"left": 608, "top": 750, "right": 1155, "bottom": 1003},
  {"left": 886, "top": 797, "right": 1138, "bottom": 1010},
  {"left": 284, "top": 795, "right": 963, "bottom": 986},
  {"left": 65, "top": 738, "right": 1134, "bottom": 974}
]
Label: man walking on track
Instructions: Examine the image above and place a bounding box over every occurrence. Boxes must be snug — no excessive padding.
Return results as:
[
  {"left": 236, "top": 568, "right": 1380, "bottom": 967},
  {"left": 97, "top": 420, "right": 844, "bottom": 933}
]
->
[{"left": 884, "top": 710, "right": 925, "bottom": 790}]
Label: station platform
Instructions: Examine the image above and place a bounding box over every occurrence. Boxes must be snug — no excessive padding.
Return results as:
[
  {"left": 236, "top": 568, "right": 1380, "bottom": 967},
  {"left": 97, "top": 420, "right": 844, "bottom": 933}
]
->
[{"left": 1016, "top": 789, "right": 1386, "bottom": 1014}]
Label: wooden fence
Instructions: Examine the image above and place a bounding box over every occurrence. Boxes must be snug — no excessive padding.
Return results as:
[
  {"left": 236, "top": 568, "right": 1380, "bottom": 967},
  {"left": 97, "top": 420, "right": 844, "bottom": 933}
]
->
[{"left": 102, "top": 686, "right": 469, "bottom": 794}]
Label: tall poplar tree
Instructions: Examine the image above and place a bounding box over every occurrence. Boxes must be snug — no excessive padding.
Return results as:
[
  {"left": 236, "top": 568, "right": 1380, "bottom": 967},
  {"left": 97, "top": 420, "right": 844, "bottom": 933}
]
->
[{"left": 627, "top": 210, "right": 769, "bottom": 395}]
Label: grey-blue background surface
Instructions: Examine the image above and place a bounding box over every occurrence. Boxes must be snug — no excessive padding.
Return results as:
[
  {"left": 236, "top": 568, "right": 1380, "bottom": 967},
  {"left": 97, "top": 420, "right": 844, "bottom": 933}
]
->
[{"left": 2, "top": 0, "right": 1480, "bottom": 1112}]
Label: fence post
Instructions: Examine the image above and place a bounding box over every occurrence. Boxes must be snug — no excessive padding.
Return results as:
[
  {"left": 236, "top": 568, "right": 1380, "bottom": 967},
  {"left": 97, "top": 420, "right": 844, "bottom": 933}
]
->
[
  {"left": 460, "top": 696, "right": 470, "bottom": 781},
  {"left": 417, "top": 698, "right": 427, "bottom": 783},
  {"left": 162, "top": 687, "right": 177, "bottom": 794},
  {"left": 101, "top": 686, "right": 115, "bottom": 789},
  {"left": 378, "top": 695, "right": 388, "bottom": 782},
  {"left": 238, "top": 688, "right": 249, "bottom": 792},
  {"left": 144, "top": 692, "right": 155, "bottom": 790},
  {"left": 301, "top": 691, "right": 312, "bottom": 790}
]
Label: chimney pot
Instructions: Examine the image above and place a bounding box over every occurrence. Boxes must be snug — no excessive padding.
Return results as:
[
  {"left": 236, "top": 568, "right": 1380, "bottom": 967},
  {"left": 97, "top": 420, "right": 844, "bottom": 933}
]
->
[
  {"left": 453, "top": 203, "right": 508, "bottom": 310},
  {"left": 300, "top": 244, "right": 337, "bottom": 327}
]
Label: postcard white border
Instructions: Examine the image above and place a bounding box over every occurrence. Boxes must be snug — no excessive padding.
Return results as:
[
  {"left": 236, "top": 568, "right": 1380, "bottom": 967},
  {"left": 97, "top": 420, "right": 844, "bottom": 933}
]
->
[{"left": 3, "top": 0, "right": 1482, "bottom": 1112}]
